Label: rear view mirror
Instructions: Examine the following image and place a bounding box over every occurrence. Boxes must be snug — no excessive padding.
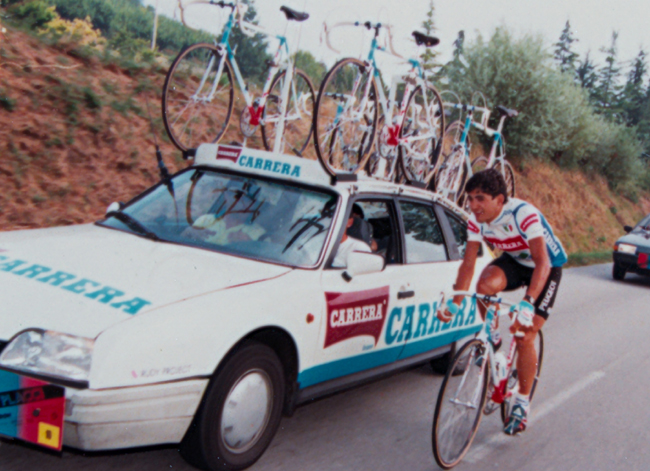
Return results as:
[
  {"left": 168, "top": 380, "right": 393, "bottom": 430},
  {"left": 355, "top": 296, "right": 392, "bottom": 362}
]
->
[
  {"left": 624, "top": 225, "right": 633, "bottom": 233},
  {"left": 342, "top": 251, "right": 385, "bottom": 282},
  {"left": 105, "top": 201, "right": 124, "bottom": 216}
]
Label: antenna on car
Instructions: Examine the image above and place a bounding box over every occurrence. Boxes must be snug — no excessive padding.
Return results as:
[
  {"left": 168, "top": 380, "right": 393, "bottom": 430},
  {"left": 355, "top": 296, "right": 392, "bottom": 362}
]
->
[{"left": 144, "top": 95, "right": 173, "bottom": 192}]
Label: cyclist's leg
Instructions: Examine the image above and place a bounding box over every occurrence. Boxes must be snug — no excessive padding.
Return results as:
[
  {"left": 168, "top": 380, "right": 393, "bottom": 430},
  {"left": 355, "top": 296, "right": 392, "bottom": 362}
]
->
[
  {"left": 513, "top": 315, "right": 544, "bottom": 395},
  {"left": 476, "top": 254, "right": 527, "bottom": 320}
]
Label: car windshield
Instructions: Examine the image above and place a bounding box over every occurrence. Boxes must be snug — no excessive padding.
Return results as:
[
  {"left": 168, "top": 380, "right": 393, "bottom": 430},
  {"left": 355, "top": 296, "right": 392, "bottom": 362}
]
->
[
  {"left": 636, "top": 214, "right": 650, "bottom": 230},
  {"left": 99, "top": 168, "right": 338, "bottom": 267}
]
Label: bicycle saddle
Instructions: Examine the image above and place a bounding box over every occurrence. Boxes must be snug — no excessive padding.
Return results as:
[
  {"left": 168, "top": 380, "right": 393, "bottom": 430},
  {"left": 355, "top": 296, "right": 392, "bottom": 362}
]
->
[
  {"left": 280, "top": 6, "right": 309, "bottom": 22},
  {"left": 497, "top": 105, "right": 519, "bottom": 118},
  {"left": 412, "top": 31, "right": 440, "bottom": 48}
]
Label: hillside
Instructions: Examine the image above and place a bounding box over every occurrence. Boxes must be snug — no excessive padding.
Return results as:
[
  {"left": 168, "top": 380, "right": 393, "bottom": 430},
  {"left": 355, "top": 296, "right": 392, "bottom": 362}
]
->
[{"left": 1, "top": 26, "right": 649, "bottom": 257}]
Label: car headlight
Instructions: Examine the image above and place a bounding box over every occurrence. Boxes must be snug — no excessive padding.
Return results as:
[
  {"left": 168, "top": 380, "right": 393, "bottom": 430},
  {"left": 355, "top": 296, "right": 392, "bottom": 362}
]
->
[
  {"left": 0, "top": 330, "right": 94, "bottom": 382},
  {"left": 616, "top": 243, "right": 637, "bottom": 254}
]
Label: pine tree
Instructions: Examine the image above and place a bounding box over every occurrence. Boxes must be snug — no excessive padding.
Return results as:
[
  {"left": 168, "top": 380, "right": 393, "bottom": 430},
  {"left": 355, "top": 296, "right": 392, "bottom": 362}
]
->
[
  {"left": 621, "top": 49, "right": 648, "bottom": 126},
  {"left": 419, "top": 0, "right": 439, "bottom": 73},
  {"left": 576, "top": 51, "right": 598, "bottom": 91},
  {"left": 224, "top": 0, "right": 270, "bottom": 83},
  {"left": 594, "top": 31, "right": 623, "bottom": 120},
  {"left": 553, "top": 20, "right": 579, "bottom": 74},
  {"left": 452, "top": 30, "right": 465, "bottom": 62}
]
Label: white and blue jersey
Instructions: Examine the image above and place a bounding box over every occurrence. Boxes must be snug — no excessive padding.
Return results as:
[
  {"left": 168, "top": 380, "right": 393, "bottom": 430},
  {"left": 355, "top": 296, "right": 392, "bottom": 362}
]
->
[{"left": 467, "top": 198, "right": 567, "bottom": 268}]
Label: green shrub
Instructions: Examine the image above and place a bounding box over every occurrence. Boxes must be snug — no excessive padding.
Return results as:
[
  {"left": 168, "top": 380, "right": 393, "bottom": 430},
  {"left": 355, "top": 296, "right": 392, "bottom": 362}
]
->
[
  {"left": 83, "top": 87, "right": 102, "bottom": 109},
  {"left": 9, "top": 0, "right": 56, "bottom": 29}
]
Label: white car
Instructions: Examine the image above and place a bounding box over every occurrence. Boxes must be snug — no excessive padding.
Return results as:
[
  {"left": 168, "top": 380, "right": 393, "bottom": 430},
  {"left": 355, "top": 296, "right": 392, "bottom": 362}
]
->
[{"left": 0, "top": 144, "right": 492, "bottom": 470}]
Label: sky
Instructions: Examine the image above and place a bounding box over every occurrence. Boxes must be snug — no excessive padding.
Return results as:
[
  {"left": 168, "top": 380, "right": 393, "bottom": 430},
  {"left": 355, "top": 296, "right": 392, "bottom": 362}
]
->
[{"left": 143, "top": 0, "right": 650, "bottom": 76}]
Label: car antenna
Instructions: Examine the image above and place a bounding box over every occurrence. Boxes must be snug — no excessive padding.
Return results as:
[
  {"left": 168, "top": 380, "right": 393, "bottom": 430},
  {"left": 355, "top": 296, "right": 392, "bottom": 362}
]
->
[{"left": 144, "top": 94, "right": 173, "bottom": 189}]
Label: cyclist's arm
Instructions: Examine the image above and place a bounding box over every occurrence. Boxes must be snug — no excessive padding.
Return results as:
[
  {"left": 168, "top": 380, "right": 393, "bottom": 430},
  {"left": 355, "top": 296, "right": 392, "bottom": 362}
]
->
[
  {"left": 526, "top": 236, "right": 551, "bottom": 303},
  {"left": 451, "top": 241, "right": 481, "bottom": 305}
]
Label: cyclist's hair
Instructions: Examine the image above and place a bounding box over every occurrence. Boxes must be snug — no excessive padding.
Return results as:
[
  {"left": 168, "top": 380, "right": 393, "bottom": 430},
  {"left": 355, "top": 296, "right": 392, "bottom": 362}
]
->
[{"left": 465, "top": 168, "right": 508, "bottom": 203}]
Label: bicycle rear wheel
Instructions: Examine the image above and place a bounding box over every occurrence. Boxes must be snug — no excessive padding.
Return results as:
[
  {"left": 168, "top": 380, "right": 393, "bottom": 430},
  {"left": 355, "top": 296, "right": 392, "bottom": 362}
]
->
[
  {"left": 432, "top": 339, "right": 488, "bottom": 469},
  {"left": 398, "top": 83, "right": 445, "bottom": 184},
  {"left": 162, "top": 43, "right": 234, "bottom": 152},
  {"left": 434, "top": 122, "right": 468, "bottom": 203},
  {"left": 497, "top": 159, "right": 516, "bottom": 197},
  {"left": 313, "top": 58, "right": 378, "bottom": 175},
  {"left": 261, "top": 69, "right": 315, "bottom": 157},
  {"left": 500, "top": 330, "right": 544, "bottom": 423}
]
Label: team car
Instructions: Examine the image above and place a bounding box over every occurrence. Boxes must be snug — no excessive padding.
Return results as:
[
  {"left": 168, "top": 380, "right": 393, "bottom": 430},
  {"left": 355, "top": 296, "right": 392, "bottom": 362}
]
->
[
  {"left": 0, "top": 144, "right": 493, "bottom": 470},
  {"left": 613, "top": 213, "right": 650, "bottom": 281}
]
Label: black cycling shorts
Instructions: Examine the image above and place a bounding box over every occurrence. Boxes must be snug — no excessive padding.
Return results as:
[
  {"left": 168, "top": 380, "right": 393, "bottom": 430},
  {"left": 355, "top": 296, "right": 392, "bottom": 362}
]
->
[{"left": 488, "top": 254, "right": 562, "bottom": 320}]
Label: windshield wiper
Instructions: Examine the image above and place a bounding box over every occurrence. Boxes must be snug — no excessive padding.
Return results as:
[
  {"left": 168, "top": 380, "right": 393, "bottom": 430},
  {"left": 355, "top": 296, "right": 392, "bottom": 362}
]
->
[{"left": 106, "top": 211, "right": 161, "bottom": 241}]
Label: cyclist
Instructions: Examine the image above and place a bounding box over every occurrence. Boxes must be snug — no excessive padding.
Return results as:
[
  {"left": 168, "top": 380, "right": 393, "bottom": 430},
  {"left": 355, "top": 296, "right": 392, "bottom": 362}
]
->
[{"left": 438, "top": 168, "right": 566, "bottom": 435}]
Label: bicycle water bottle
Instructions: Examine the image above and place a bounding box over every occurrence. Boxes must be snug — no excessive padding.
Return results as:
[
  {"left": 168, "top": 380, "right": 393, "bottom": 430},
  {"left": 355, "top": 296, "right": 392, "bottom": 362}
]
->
[{"left": 493, "top": 352, "right": 507, "bottom": 383}]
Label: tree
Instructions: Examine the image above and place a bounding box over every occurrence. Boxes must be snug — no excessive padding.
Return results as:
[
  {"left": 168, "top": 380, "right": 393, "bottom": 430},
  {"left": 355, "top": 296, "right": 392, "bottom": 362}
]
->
[
  {"left": 553, "top": 20, "right": 579, "bottom": 75},
  {"left": 621, "top": 49, "right": 648, "bottom": 126},
  {"left": 452, "top": 30, "right": 465, "bottom": 62},
  {"left": 419, "top": 0, "right": 439, "bottom": 73},
  {"left": 576, "top": 51, "right": 598, "bottom": 91},
  {"left": 293, "top": 50, "right": 327, "bottom": 88},
  {"left": 594, "top": 31, "right": 623, "bottom": 120}
]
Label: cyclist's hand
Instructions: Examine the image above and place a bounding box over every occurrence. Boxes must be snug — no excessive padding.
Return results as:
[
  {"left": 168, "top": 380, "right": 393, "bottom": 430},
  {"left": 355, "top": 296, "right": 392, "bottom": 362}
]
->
[
  {"left": 438, "top": 299, "right": 459, "bottom": 323},
  {"left": 509, "top": 299, "right": 534, "bottom": 334}
]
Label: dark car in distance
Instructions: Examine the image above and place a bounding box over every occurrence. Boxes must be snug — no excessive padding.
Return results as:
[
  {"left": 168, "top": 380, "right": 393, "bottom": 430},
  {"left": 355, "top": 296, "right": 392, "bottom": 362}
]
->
[{"left": 613, "top": 213, "right": 650, "bottom": 280}]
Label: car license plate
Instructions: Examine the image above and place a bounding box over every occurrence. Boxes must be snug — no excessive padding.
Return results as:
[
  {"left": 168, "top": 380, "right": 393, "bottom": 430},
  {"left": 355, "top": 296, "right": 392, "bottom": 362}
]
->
[{"left": 0, "top": 369, "right": 65, "bottom": 450}]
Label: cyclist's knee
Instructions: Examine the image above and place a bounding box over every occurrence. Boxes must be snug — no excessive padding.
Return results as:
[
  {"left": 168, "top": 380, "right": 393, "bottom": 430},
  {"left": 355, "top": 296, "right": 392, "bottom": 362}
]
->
[{"left": 477, "top": 268, "right": 506, "bottom": 294}]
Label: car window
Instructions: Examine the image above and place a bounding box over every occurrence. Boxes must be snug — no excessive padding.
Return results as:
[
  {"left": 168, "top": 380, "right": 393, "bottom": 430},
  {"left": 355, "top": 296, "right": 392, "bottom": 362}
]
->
[
  {"left": 445, "top": 212, "right": 469, "bottom": 258},
  {"left": 398, "top": 201, "right": 448, "bottom": 263},
  {"left": 354, "top": 200, "right": 399, "bottom": 264},
  {"left": 99, "top": 168, "right": 338, "bottom": 267}
]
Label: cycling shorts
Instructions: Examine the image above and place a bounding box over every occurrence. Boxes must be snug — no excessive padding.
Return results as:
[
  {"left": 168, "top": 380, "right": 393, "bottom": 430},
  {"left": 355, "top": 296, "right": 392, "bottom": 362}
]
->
[{"left": 488, "top": 253, "right": 562, "bottom": 320}]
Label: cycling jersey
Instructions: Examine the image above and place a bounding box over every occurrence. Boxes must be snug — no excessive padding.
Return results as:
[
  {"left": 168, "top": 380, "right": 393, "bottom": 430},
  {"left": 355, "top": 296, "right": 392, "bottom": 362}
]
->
[{"left": 467, "top": 198, "right": 567, "bottom": 268}]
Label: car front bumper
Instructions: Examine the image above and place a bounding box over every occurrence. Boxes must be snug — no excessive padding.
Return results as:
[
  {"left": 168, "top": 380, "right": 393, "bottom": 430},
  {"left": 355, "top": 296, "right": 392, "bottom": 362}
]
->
[
  {"left": 63, "top": 379, "right": 208, "bottom": 450},
  {"left": 613, "top": 252, "right": 650, "bottom": 276}
]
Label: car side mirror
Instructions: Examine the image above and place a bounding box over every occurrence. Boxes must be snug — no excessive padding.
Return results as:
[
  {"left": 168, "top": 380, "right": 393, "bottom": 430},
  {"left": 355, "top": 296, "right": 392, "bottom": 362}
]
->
[
  {"left": 106, "top": 201, "right": 124, "bottom": 216},
  {"left": 342, "top": 252, "right": 385, "bottom": 282},
  {"left": 624, "top": 225, "right": 633, "bottom": 233}
]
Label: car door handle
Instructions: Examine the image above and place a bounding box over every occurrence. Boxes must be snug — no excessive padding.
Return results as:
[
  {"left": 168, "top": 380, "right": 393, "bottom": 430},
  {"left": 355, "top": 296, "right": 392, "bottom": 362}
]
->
[{"left": 397, "top": 290, "right": 415, "bottom": 299}]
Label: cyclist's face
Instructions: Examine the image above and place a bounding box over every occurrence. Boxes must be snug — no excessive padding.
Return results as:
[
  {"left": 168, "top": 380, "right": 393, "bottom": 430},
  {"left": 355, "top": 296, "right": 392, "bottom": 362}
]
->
[{"left": 466, "top": 190, "right": 504, "bottom": 223}]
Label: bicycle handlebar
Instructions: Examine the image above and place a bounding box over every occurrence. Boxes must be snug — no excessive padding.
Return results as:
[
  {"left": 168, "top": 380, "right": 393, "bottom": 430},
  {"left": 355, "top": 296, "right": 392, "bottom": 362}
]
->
[
  {"left": 177, "top": 0, "right": 260, "bottom": 38},
  {"left": 321, "top": 21, "right": 403, "bottom": 59}
]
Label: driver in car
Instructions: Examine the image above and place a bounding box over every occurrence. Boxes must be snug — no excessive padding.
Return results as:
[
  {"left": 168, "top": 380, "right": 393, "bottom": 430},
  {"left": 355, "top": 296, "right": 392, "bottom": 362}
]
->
[
  {"left": 332, "top": 204, "right": 372, "bottom": 268},
  {"left": 186, "top": 210, "right": 265, "bottom": 245}
]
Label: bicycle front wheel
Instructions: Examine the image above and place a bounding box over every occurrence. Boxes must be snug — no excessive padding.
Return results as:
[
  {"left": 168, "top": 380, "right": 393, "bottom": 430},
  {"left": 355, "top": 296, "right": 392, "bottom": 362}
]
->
[
  {"left": 434, "top": 122, "right": 468, "bottom": 203},
  {"left": 500, "top": 330, "right": 544, "bottom": 424},
  {"left": 313, "top": 58, "right": 378, "bottom": 175},
  {"left": 432, "top": 339, "right": 488, "bottom": 469},
  {"left": 497, "top": 159, "right": 516, "bottom": 197},
  {"left": 162, "top": 43, "right": 234, "bottom": 152},
  {"left": 261, "top": 68, "right": 315, "bottom": 157},
  {"left": 398, "top": 83, "right": 445, "bottom": 184}
]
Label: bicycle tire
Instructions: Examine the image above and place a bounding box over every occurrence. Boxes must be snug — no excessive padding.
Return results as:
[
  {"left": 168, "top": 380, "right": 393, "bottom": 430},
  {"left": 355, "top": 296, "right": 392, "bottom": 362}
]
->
[
  {"left": 432, "top": 339, "right": 488, "bottom": 469},
  {"left": 434, "top": 122, "right": 468, "bottom": 203},
  {"left": 500, "top": 329, "right": 544, "bottom": 424},
  {"left": 313, "top": 57, "right": 378, "bottom": 175},
  {"left": 398, "top": 83, "right": 445, "bottom": 184},
  {"left": 261, "top": 68, "right": 315, "bottom": 157},
  {"left": 162, "top": 43, "right": 234, "bottom": 153},
  {"left": 498, "top": 159, "right": 516, "bottom": 197}
]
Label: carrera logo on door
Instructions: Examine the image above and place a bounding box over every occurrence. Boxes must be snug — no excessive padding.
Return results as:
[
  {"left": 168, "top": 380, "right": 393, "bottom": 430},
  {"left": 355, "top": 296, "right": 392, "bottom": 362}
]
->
[
  {"left": 216, "top": 145, "right": 243, "bottom": 163},
  {"left": 324, "top": 286, "right": 389, "bottom": 348}
]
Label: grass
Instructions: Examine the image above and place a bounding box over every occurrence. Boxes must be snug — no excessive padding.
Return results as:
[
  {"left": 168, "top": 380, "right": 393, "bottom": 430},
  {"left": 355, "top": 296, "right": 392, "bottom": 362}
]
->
[{"left": 566, "top": 251, "right": 612, "bottom": 268}]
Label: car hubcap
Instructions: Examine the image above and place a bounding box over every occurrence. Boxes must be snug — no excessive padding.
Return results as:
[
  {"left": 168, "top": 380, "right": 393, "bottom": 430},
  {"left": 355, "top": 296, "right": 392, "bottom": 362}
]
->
[{"left": 220, "top": 369, "right": 273, "bottom": 454}]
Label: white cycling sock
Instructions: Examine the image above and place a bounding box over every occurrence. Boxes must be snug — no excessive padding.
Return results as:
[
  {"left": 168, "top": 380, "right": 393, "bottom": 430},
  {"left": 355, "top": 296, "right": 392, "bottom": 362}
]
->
[{"left": 513, "top": 391, "right": 530, "bottom": 409}]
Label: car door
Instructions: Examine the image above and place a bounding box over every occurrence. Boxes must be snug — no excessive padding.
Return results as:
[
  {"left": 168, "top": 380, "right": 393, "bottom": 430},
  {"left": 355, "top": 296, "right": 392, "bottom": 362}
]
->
[
  {"left": 302, "top": 198, "right": 414, "bottom": 389},
  {"left": 394, "top": 198, "right": 482, "bottom": 361}
]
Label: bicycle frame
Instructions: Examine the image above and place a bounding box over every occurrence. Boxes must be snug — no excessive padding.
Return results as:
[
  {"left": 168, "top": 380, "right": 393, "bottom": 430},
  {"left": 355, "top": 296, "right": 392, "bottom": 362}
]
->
[
  {"left": 324, "top": 22, "right": 440, "bottom": 179},
  {"left": 186, "top": 0, "right": 305, "bottom": 154}
]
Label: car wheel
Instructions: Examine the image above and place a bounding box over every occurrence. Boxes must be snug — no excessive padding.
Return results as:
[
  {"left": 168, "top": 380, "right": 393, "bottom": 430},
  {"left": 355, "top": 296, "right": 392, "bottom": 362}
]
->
[
  {"left": 613, "top": 262, "right": 626, "bottom": 281},
  {"left": 180, "top": 341, "right": 285, "bottom": 471},
  {"left": 430, "top": 342, "right": 456, "bottom": 375}
]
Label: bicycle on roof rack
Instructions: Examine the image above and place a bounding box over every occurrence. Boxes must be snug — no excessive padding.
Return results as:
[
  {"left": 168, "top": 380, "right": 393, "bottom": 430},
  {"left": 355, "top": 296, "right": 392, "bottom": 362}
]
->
[
  {"left": 162, "top": 0, "right": 315, "bottom": 157},
  {"left": 435, "top": 92, "right": 517, "bottom": 205},
  {"left": 313, "top": 22, "right": 445, "bottom": 185}
]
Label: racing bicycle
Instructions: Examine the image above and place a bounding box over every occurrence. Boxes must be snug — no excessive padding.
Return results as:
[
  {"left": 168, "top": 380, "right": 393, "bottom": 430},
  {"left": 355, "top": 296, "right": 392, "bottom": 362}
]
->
[
  {"left": 432, "top": 291, "right": 543, "bottom": 469},
  {"left": 434, "top": 96, "right": 517, "bottom": 204},
  {"left": 313, "top": 22, "right": 444, "bottom": 184},
  {"left": 162, "top": 1, "right": 315, "bottom": 156}
]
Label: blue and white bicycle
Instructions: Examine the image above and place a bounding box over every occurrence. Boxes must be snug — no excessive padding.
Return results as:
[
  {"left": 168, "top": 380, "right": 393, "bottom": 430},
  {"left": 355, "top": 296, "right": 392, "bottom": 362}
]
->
[{"left": 162, "top": 0, "right": 315, "bottom": 156}]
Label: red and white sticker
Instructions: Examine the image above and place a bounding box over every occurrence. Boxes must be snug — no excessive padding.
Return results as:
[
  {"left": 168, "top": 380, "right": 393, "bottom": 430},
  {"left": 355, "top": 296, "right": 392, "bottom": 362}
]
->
[
  {"left": 324, "top": 286, "right": 390, "bottom": 348},
  {"left": 484, "top": 235, "right": 528, "bottom": 252},
  {"left": 216, "top": 145, "right": 242, "bottom": 163}
]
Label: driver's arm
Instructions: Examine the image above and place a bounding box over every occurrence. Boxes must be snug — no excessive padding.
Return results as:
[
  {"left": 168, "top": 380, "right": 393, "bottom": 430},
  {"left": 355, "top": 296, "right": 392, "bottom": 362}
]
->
[
  {"left": 525, "top": 236, "right": 551, "bottom": 302},
  {"left": 451, "top": 241, "right": 481, "bottom": 305}
]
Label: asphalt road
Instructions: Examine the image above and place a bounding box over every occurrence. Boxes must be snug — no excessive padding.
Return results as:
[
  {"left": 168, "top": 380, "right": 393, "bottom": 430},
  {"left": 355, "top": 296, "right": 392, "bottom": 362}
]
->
[{"left": 1, "top": 263, "right": 649, "bottom": 471}]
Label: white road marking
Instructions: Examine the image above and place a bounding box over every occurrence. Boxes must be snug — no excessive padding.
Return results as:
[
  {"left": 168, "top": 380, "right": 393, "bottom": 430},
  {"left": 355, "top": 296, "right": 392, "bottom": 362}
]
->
[{"left": 464, "top": 370, "right": 606, "bottom": 464}]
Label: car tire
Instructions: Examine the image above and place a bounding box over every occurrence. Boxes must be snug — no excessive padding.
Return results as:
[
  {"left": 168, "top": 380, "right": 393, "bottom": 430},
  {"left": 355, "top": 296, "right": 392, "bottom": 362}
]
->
[
  {"left": 613, "top": 262, "right": 626, "bottom": 281},
  {"left": 430, "top": 342, "right": 456, "bottom": 376},
  {"left": 180, "top": 341, "right": 285, "bottom": 471}
]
